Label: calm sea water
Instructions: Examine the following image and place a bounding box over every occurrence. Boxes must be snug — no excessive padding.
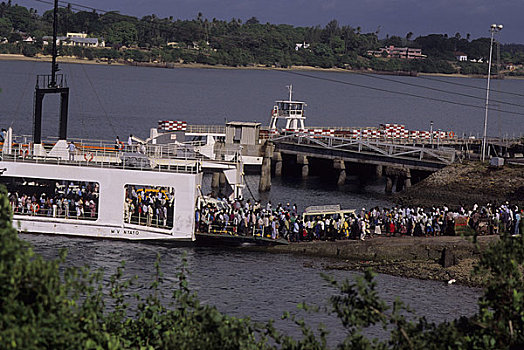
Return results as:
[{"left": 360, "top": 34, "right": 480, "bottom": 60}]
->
[
  {"left": 1, "top": 60, "right": 510, "bottom": 340},
  {"left": 22, "top": 233, "right": 480, "bottom": 342},
  {"left": 1, "top": 60, "right": 523, "bottom": 140}
]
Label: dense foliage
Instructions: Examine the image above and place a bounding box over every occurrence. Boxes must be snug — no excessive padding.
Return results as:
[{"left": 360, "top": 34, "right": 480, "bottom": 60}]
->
[
  {"left": 1, "top": 181, "right": 524, "bottom": 349},
  {"left": 1, "top": 1, "right": 524, "bottom": 74}
]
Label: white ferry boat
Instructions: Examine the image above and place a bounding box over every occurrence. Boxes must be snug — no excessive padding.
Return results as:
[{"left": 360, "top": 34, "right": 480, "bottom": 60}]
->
[
  {"left": 0, "top": 130, "right": 207, "bottom": 241},
  {"left": 0, "top": 3, "right": 244, "bottom": 241}
]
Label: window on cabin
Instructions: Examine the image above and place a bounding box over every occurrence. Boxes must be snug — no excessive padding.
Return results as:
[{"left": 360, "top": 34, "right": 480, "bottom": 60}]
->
[
  {"left": 124, "top": 184, "right": 174, "bottom": 229},
  {"left": 0, "top": 176, "right": 100, "bottom": 220}
]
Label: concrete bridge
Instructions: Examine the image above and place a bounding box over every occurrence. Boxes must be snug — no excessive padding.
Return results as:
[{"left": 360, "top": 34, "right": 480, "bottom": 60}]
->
[{"left": 260, "top": 133, "right": 460, "bottom": 193}]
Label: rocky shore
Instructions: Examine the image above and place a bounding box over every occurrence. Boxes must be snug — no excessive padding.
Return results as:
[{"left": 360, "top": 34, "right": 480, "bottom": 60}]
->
[
  {"left": 244, "top": 236, "right": 499, "bottom": 287},
  {"left": 396, "top": 161, "right": 524, "bottom": 208}
]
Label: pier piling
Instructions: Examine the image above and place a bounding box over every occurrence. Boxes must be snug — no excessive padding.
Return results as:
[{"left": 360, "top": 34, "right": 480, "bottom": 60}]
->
[
  {"left": 297, "top": 155, "right": 309, "bottom": 178},
  {"left": 334, "top": 159, "right": 346, "bottom": 186},
  {"left": 259, "top": 142, "right": 274, "bottom": 192},
  {"left": 211, "top": 172, "right": 220, "bottom": 189},
  {"left": 273, "top": 152, "right": 282, "bottom": 177}
]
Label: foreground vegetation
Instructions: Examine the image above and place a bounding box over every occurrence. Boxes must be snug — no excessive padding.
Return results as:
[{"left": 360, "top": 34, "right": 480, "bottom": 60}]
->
[
  {"left": 0, "top": 183, "right": 523, "bottom": 349},
  {"left": 1, "top": 2, "right": 524, "bottom": 75}
]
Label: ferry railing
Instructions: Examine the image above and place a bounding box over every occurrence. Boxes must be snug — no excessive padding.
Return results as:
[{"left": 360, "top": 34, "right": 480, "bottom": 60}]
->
[
  {"left": 206, "top": 223, "right": 237, "bottom": 235},
  {"left": 11, "top": 201, "right": 98, "bottom": 221},
  {"left": 4, "top": 140, "right": 202, "bottom": 174},
  {"left": 124, "top": 212, "right": 173, "bottom": 230},
  {"left": 3, "top": 135, "right": 249, "bottom": 174},
  {"left": 185, "top": 125, "right": 226, "bottom": 134},
  {"left": 202, "top": 223, "right": 277, "bottom": 239}
]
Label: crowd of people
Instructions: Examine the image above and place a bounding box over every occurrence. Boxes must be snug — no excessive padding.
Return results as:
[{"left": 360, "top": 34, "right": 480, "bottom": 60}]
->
[
  {"left": 196, "top": 198, "right": 524, "bottom": 241},
  {"left": 7, "top": 180, "right": 99, "bottom": 220},
  {"left": 124, "top": 186, "right": 174, "bottom": 228}
]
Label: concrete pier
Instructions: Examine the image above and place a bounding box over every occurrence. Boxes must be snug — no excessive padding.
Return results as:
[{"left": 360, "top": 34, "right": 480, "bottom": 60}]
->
[
  {"left": 375, "top": 164, "right": 383, "bottom": 177},
  {"left": 297, "top": 155, "right": 309, "bottom": 178},
  {"left": 259, "top": 142, "right": 274, "bottom": 192},
  {"left": 404, "top": 168, "right": 412, "bottom": 189},
  {"left": 334, "top": 159, "right": 346, "bottom": 186},
  {"left": 385, "top": 176, "right": 393, "bottom": 194},
  {"left": 211, "top": 172, "right": 220, "bottom": 189},
  {"left": 273, "top": 151, "right": 282, "bottom": 177}
]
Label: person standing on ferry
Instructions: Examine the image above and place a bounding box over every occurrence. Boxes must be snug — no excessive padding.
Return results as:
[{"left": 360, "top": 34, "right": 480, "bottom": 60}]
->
[{"left": 68, "top": 142, "right": 76, "bottom": 160}]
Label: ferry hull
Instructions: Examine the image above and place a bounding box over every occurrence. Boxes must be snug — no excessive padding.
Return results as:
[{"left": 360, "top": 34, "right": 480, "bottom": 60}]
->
[{"left": 14, "top": 217, "right": 193, "bottom": 241}]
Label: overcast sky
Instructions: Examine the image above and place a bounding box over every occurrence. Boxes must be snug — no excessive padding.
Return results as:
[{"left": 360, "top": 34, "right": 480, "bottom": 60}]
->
[{"left": 15, "top": 0, "right": 524, "bottom": 44}]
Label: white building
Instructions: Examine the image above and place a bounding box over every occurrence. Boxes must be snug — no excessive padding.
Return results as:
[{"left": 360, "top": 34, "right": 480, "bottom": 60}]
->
[{"left": 454, "top": 52, "right": 468, "bottom": 61}]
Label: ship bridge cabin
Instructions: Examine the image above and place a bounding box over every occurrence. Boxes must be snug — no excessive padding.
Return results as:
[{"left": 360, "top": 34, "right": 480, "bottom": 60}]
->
[{"left": 269, "top": 86, "right": 307, "bottom": 132}]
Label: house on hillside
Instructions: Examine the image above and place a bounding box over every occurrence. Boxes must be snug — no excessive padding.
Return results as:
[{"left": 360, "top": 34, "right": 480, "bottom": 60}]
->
[
  {"left": 454, "top": 52, "right": 468, "bottom": 61},
  {"left": 42, "top": 32, "right": 104, "bottom": 48},
  {"left": 367, "top": 45, "right": 426, "bottom": 59},
  {"left": 22, "top": 35, "right": 34, "bottom": 43}
]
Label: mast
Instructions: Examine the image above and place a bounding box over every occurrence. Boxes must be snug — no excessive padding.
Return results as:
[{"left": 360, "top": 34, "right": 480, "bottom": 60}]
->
[
  {"left": 33, "top": 0, "right": 69, "bottom": 147},
  {"left": 50, "top": 0, "right": 58, "bottom": 87}
]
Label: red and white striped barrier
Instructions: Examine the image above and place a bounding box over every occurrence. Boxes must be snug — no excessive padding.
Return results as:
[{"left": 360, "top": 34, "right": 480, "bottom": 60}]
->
[{"left": 158, "top": 120, "right": 187, "bottom": 131}]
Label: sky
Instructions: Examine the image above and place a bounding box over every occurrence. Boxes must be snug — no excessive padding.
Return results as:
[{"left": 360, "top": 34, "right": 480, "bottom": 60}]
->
[{"left": 14, "top": 0, "right": 524, "bottom": 44}]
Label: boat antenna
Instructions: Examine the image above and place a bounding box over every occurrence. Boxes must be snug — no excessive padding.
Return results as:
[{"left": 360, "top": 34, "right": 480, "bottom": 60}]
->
[
  {"left": 50, "top": 0, "right": 59, "bottom": 87},
  {"left": 286, "top": 84, "right": 293, "bottom": 101}
]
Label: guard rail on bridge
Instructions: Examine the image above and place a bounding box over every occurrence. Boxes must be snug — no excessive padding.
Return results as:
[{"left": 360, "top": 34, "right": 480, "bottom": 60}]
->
[{"left": 271, "top": 132, "right": 458, "bottom": 169}]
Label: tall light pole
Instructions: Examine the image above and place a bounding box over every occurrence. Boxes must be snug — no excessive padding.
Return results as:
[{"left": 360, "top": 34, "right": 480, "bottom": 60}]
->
[
  {"left": 430, "top": 120, "right": 434, "bottom": 148},
  {"left": 482, "top": 23, "right": 503, "bottom": 162}
]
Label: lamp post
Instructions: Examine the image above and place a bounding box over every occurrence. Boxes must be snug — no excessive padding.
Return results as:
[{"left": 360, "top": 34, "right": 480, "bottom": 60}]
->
[
  {"left": 430, "top": 120, "right": 434, "bottom": 147},
  {"left": 481, "top": 23, "right": 503, "bottom": 162}
]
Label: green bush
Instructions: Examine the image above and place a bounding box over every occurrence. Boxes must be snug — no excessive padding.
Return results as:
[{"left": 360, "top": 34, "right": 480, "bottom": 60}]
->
[{"left": 21, "top": 44, "right": 37, "bottom": 57}]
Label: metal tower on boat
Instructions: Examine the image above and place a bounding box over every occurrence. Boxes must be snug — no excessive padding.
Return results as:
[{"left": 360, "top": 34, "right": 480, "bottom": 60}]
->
[
  {"left": 33, "top": 0, "right": 70, "bottom": 156},
  {"left": 269, "top": 85, "right": 306, "bottom": 131}
]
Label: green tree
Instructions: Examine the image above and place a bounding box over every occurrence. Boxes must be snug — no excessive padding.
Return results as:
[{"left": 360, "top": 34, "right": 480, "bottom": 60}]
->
[
  {"left": 106, "top": 21, "right": 137, "bottom": 47},
  {"left": 0, "top": 17, "right": 12, "bottom": 38},
  {"left": 4, "top": 4, "right": 34, "bottom": 32}
]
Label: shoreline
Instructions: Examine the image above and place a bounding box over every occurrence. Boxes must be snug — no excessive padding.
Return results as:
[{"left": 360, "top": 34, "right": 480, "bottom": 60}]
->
[
  {"left": 242, "top": 235, "right": 498, "bottom": 288},
  {"left": 1, "top": 54, "right": 522, "bottom": 79}
]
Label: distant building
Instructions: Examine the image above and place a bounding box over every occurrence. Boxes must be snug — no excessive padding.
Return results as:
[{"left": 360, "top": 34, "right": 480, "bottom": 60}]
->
[
  {"left": 367, "top": 45, "right": 426, "bottom": 59},
  {"left": 22, "top": 35, "right": 34, "bottom": 43},
  {"left": 295, "top": 42, "right": 310, "bottom": 51},
  {"left": 67, "top": 37, "right": 104, "bottom": 47},
  {"left": 43, "top": 33, "right": 105, "bottom": 48},
  {"left": 454, "top": 52, "right": 468, "bottom": 61},
  {"left": 66, "top": 32, "right": 87, "bottom": 38}
]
